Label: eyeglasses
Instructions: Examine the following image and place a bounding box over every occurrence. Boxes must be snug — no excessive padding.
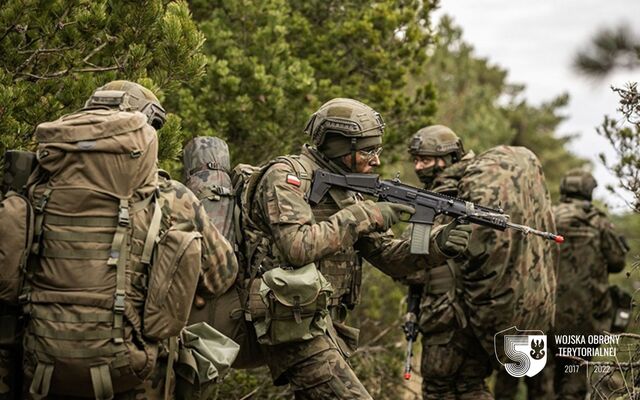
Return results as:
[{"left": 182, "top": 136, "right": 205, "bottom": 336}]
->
[{"left": 358, "top": 147, "right": 383, "bottom": 161}]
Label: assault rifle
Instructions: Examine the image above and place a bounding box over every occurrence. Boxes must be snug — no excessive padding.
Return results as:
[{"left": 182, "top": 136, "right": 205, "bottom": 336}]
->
[
  {"left": 402, "top": 284, "right": 423, "bottom": 380},
  {"left": 308, "top": 169, "right": 563, "bottom": 254}
]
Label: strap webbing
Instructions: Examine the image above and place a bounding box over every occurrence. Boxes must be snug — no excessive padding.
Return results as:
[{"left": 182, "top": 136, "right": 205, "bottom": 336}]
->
[
  {"left": 30, "top": 309, "right": 112, "bottom": 323},
  {"left": 29, "top": 362, "right": 54, "bottom": 400},
  {"left": 25, "top": 336, "right": 124, "bottom": 358},
  {"left": 43, "top": 231, "right": 114, "bottom": 243},
  {"left": 44, "top": 214, "right": 117, "bottom": 227},
  {"left": 141, "top": 198, "right": 162, "bottom": 264},
  {"left": 30, "top": 325, "right": 121, "bottom": 340},
  {"left": 42, "top": 247, "right": 110, "bottom": 260},
  {"left": 111, "top": 199, "right": 130, "bottom": 343},
  {"left": 90, "top": 364, "right": 114, "bottom": 400},
  {"left": 164, "top": 336, "right": 179, "bottom": 400}
]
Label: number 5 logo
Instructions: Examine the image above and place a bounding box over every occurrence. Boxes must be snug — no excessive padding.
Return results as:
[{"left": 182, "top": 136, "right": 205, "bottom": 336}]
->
[{"left": 494, "top": 326, "right": 547, "bottom": 378}]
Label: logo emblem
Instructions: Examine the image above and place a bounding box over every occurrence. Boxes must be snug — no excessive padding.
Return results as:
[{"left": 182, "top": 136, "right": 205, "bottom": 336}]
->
[{"left": 494, "top": 326, "right": 547, "bottom": 378}]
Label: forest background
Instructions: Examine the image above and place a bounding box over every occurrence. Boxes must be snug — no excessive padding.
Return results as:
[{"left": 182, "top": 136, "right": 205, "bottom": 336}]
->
[{"left": 0, "top": 1, "right": 638, "bottom": 398}]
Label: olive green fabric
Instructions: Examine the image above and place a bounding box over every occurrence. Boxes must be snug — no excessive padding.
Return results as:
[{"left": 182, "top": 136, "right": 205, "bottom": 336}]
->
[
  {"left": 252, "top": 264, "right": 333, "bottom": 345},
  {"left": 2, "top": 150, "right": 36, "bottom": 195},
  {"left": 408, "top": 124, "right": 465, "bottom": 161},
  {"left": 174, "top": 322, "right": 240, "bottom": 400},
  {"left": 0, "top": 192, "right": 33, "bottom": 304},
  {"left": 304, "top": 98, "right": 384, "bottom": 150}
]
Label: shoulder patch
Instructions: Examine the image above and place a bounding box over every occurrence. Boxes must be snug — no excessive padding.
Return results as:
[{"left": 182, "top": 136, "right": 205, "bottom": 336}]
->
[{"left": 286, "top": 174, "right": 301, "bottom": 187}]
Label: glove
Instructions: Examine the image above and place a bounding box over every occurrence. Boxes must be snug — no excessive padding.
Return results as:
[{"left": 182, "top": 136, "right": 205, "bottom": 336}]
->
[
  {"left": 436, "top": 220, "right": 472, "bottom": 256},
  {"left": 375, "top": 202, "right": 416, "bottom": 231}
]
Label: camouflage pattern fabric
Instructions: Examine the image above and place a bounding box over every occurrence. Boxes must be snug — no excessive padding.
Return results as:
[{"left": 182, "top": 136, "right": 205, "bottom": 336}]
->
[
  {"left": 494, "top": 362, "right": 555, "bottom": 400},
  {"left": 248, "top": 144, "right": 450, "bottom": 395},
  {"left": 421, "top": 327, "right": 493, "bottom": 400},
  {"left": 553, "top": 197, "right": 626, "bottom": 335},
  {"left": 415, "top": 146, "right": 558, "bottom": 400},
  {"left": 264, "top": 335, "right": 372, "bottom": 400},
  {"left": 551, "top": 196, "right": 627, "bottom": 400},
  {"left": 158, "top": 174, "right": 239, "bottom": 297}
]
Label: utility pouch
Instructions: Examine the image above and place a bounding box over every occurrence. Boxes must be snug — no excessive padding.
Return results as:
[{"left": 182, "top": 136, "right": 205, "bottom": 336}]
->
[
  {"left": 0, "top": 192, "right": 34, "bottom": 305},
  {"left": 175, "top": 322, "right": 240, "bottom": 400},
  {"left": 144, "top": 227, "right": 203, "bottom": 340},
  {"left": 251, "top": 263, "right": 333, "bottom": 345}
]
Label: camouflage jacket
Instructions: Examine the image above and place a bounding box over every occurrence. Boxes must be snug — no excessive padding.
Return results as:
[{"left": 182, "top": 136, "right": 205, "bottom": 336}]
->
[
  {"left": 553, "top": 197, "right": 627, "bottom": 334},
  {"left": 247, "top": 145, "right": 449, "bottom": 308},
  {"left": 158, "top": 174, "right": 238, "bottom": 297},
  {"left": 423, "top": 146, "right": 558, "bottom": 354}
]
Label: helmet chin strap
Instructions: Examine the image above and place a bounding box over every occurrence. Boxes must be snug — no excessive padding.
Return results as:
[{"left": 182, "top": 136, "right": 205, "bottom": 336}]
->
[{"left": 350, "top": 138, "right": 357, "bottom": 172}]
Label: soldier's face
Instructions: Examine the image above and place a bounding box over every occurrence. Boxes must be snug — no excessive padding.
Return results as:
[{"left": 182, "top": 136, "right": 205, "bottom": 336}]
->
[
  {"left": 342, "top": 148, "right": 381, "bottom": 174},
  {"left": 413, "top": 156, "right": 446, "bottom": 173}
]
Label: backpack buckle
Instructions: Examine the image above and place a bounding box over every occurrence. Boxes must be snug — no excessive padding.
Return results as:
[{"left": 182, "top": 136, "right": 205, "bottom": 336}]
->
[
  {"left": 118, "top": 204, "right": 130, "bottom": 227},
  {"left": 114, "top": 290, "right": 125, "bottom": 313}
]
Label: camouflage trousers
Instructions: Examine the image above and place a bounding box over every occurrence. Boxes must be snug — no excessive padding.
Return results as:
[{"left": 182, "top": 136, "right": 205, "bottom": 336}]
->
[
  {"left": 493, "top": 363, "right": 554, "bottom": 400},
  {"left": 421, "top": 327, "right": 494, "bottom": 400},
  {"left": 263, "top": 334, "right": 372, "bottom": 400}
]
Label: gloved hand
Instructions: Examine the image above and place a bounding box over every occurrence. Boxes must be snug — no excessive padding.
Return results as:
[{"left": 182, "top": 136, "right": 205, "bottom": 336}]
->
[
  {"left": 375, "top": 202, "right": 416, "bottom": 231},
  {"left": 436, "top": 220, "right": 472, "bottom": 256}
]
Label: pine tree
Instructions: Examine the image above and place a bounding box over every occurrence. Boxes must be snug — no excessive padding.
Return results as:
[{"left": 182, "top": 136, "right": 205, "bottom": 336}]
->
[{"left": 0, "top": 0, "right": 206, "bottom": 171}]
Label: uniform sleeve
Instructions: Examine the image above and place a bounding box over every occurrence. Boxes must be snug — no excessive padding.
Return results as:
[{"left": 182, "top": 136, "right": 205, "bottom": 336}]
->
[
  {"left": 257, "top": 163, "right": 383, "bottom": 267},
  {"left": 599, "top": 216, "right": 628, "bottom": 273},
  {"left": 194, "top": 200, "right": 239, "bottom": 296},
  {"left": 355, "top": 224, "right": 450, "bottom": 279}
]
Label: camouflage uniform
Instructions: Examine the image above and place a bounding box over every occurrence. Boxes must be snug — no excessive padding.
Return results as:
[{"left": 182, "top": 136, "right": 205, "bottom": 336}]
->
[
  {"left": 551, "top": 169, "right": 627, "bottom": 400},
  {"left": 407, "top": 126, "right": 558, "bottom": 400},
  {"left": 249, "top": 100, "right": 466, "bottom": 399}
]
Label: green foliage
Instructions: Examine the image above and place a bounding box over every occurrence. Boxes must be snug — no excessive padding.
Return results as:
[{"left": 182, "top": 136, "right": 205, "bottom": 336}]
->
[
  {"left": 598, "top": 83, "right": 640, "bottom": 212},
  {"left": 180, "top": 0, "right": 439, "bottom": 164},
  {"left": 400, "top": 16, "right": 586, "bottom": 200},
  {"left": 573, "top": 24, "right": 640, "bottom": 77},
  {"left": 0, "top": 0, "right": 206, "bottom": 173}
]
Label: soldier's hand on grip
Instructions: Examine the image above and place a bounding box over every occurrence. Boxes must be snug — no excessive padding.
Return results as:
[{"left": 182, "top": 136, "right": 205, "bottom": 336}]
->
[
  {"left": 437, "top": 220, "right": 472, "bottom": 256},
  {"left": 375, "top": 202, "right": 416, "bottom": 231}
]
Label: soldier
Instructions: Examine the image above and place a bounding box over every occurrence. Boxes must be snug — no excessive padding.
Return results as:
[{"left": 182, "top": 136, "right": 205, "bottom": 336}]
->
[
  {"left": 551, "top": 168, "right": 628, "bottom": 400},
  {"left": 6, "top": 80, "right": 239, "bottom": 400},
  {"left": 244, "top": 99, "right": 472, "bottom": 399},
  {"left": 406, "top": 125, "right": 558, "bottom": 400}
]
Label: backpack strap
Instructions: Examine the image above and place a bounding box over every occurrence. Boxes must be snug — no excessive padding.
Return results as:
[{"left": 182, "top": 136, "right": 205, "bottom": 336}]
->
[
  {"left": 29, "top": 361, "right": 54, "bottom": 399},
  {"left": 89, "top": 364, "right": 114, "bottom": 400},
  {"left": 108, "top": 198, "right": 131, "bottom": 343}
]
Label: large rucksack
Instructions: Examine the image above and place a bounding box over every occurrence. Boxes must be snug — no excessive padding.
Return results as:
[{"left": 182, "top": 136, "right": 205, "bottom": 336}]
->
[
  {"left": 0, "top": 109, "right": 203, "bottom": 399},
  {"left": 183, "top": 137, "right": 332, "bottom": 368}
]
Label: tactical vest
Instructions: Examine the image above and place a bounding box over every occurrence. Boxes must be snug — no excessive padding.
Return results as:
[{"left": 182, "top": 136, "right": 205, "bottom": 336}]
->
[{"left": 246, "top": 148, "right": 363, "bottom": 308}]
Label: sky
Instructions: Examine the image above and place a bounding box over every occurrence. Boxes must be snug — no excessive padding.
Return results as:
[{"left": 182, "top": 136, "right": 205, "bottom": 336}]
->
[{"left": 436, "top": 0, "right": 640, "bottom": 213}]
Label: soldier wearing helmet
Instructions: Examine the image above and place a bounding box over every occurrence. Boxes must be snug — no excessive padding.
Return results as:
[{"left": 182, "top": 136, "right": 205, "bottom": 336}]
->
[
  {"left": 4, "top": 80, "right": 237, "bottom": 400},
  {"left": 550, "top": 168, "right": 628, "bottom": 400},
  {"left": 404, "top": 125, "right": 558, "bottom": 400},
  {"left": 245, "top": 99, "right": 472, "bottom": 399}
]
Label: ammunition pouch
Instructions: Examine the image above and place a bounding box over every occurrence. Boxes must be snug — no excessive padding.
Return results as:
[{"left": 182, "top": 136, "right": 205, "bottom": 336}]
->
[
  {"left": 175, "top": 322, "right": 240, "bottom": 400},
  {"left": 249, "top": 263, "right": 333, "bottom": 345},
  {"left": 419, "top": 264, "right": 467, "bottom": 340}
]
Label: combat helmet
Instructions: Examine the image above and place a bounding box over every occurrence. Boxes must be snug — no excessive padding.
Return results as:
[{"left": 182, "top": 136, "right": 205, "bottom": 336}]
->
[
  {"left": 304, "top": 98, "right": 385, "bottom": 160},
  {"left": 408, "top": 125, "right": 465, "bottom": 163},
  {"left": 84, "top": 80, "right": 167, "bottom": 130},
  {"left": 560, "top": 168, "right": 597, "bottom": 200}
]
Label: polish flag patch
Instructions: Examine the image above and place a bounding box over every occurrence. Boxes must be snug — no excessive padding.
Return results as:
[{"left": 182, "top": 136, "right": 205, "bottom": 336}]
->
[{"left": 286, "top": 174, "right": 301, "bottom": 187}]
